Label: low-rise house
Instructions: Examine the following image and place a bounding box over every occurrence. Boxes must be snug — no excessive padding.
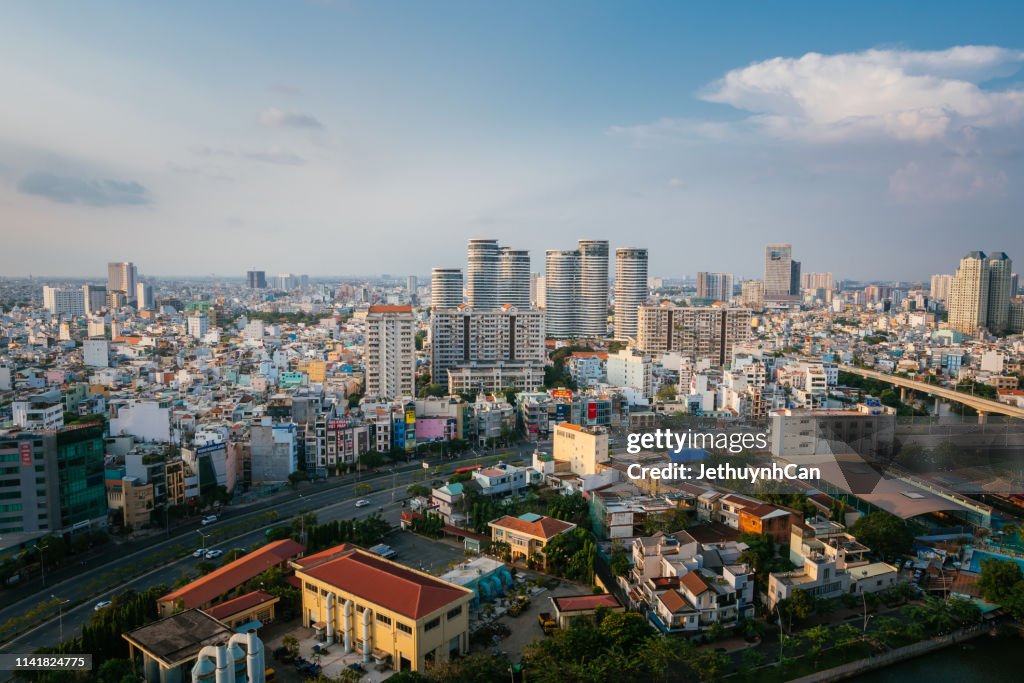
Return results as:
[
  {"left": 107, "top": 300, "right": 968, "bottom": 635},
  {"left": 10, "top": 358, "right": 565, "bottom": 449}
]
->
[
  {"left": 488, "top": 513, "right": 576, "bottom": 564},
  {"left": 550, "top": 593, "right": 624, "bottom": 629}
]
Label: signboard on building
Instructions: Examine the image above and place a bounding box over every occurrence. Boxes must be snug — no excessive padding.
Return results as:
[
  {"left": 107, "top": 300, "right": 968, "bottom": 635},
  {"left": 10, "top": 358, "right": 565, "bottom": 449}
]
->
[
  {"left": 19, "top": 441, "right": 32, "bottom": 467},
  {"left": 551, "top": 389, "right": 573, "bottom": 400}
]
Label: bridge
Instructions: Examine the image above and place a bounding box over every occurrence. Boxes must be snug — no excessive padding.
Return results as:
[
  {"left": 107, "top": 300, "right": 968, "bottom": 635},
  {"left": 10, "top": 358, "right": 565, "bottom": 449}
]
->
[{"left": 838, "top": 365, "right": 1024, "bottom": 422}]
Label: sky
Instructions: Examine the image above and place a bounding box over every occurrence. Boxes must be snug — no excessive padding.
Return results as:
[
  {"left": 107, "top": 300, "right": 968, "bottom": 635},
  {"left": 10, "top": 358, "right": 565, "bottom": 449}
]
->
[{"left": 1, "top": 0, "right": 1023, "bottom": 281}]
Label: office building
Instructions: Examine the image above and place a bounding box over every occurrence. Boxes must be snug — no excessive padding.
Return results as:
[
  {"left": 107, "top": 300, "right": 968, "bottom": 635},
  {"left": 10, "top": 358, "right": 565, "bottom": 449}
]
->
[
  {"left": 431, "top": 268, "right": 463, "bottom": 310},
  {"left": 614, "top": 247, "right": 648, "bottom": 339},
  {"left": 246, "top": 270, "right": 267, "bottom": 289},
  {"left": 497, "top": 248, "right": 531, "bottom": 308},
  {"left": 764, "top": 244, "right": 799, "bottom": 297},
  {"left": 578, "top": 240, "right": 610, "bottom": 337},
  {"left": 930, "top": 274, "right": 952, "bottom": 302},
  {"left": 42, "top": 286, "right": 86, "bottom": 317},
  {"left": 107, "top": 262, "right": 137, "bottom": 298},
  {"left": 136, "top": 281, "right": 155, "bottom": 310},
  {"left": 949, "top": 252, "right": 990, "bottom": 335},
  {"left": 83, "top": 284, "right": 107, "bottom": 316},
  {"left": 987, "top": 252, "right": 1013, "bottom": 334},
  {"left": 466, "top": 239, "right": 499, "bottom": 309},
  {"left": 364, "top": 304, "right": 416, "bottom": 399},
  {"left": 545, "top": 249, "right": 581, "bottom": 338},
  {"left": 406, "top": 275, "right": 418, "bottom": 299},
  {"left": 430, "top": 307, "right": 545, "bottom": 391},
  {"left": 696, "top": 272, "right": 734, "bottom": 302},
  {"left": 637, "top": 303, "right": 752, "bottom": 366}
]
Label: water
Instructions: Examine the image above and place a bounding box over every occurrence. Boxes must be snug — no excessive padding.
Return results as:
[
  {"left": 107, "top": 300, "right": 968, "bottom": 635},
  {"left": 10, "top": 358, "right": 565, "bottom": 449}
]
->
[{"left": 850, "top": 634, "right": 1021, "bottom": 682}]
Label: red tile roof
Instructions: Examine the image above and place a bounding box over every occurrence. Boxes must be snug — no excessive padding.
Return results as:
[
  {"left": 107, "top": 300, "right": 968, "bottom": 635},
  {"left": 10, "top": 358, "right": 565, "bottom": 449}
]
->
[
  {"left": 552, "top": 593, "right": 622, "bottom": 613},
  {"left": 368, "top": 305, "right": 412, "bottom": 313},
  {"left": 680, "top": 571, "right": 709, "bottom": 596},
  {"left": 297, "top": 546, "right": 471, "bottom": 620},
  {"left": 489, "top": 515, "right": 576, "bottom": 540},
  {"left": 158, "top": 540, "right": 305, "bottom": 610},
  {"left": 657, "top": 589, "right": 690, "bottom": 614},
  {"left": 203, "top": 590, "right": 279, "bottom": 621},
  {"left": 291, "top": 543, "right": 357, "bottom": 570}
]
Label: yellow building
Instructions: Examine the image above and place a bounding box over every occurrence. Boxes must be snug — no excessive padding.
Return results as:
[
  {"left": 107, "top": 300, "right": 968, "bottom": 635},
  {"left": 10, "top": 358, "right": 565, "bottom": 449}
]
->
[
  {"left": 293, "top": 544, "right": 474, "bottom": 673},
  {"left": 488, "top": 513, "right": 576, "bottom": 564},
  {"left": 297, "top": 360, "right": 328, "bottom": 383},
  {"left": 553, "top": 423, "right": 609, "bottom": 475}
]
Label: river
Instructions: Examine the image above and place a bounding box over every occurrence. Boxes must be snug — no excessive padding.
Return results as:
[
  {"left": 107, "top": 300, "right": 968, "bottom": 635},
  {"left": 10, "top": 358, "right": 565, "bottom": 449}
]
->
[{"left": 849, "top": 633, "right": 1022, "bottom": 682}]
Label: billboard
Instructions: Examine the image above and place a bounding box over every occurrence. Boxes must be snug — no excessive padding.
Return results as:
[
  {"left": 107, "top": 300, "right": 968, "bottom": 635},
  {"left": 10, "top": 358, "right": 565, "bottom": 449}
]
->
[
  {"left": 19, "top": 441, "right": 32, "bottom": 467},
  {"left": 551, "top": 389, "right": 573, "bottom": 400}
]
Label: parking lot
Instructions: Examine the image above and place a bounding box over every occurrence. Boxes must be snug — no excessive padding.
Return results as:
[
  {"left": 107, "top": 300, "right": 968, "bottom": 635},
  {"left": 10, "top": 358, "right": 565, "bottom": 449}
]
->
[{"left": 384, "top": 529, "right": 467, "bottom": 574}]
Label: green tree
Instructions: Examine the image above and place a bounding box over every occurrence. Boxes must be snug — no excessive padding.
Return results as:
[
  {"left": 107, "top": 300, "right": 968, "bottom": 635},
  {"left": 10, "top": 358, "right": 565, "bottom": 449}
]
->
[
  {"left": 849, "top": 511, "right": 916, "bottom": 559},
  {"left": 656, "top": 384, "right": 678, "bottom": 401},
  {"left": 610, "top": 544, "right": 631, "bottom": 576}
]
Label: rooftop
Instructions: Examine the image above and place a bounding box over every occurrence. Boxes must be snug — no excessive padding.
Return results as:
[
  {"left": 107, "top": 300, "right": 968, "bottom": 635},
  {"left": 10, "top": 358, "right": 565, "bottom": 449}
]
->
[
  {"left": 203, "top": 590, "right": 279, "bottom": 621},
  {"left": 489, "top": 513, "right": 575, "bottom": 540},
  {"left": 552, "top": 593, "right": 623, "bottom": 613},
  {"left": 122, "top": 609, "right": 234, "bottom": 667}
]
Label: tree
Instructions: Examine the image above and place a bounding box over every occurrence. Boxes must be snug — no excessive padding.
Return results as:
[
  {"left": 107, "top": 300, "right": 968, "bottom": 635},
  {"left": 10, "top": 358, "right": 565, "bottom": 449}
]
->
[
  {"left": 656, "top": 384, "right": 678, "bottom": 401},
  {"left": 849, "top": 511, "right": 915, "bottom": 559},
  {"left": 777, "top": 589, "right": 815, "bottom": 632},
  {"left": 641, "top": 508, "right": 689, "bottom": 535},
  {"left": 610, "top": 544, "right": 631, "bottom": 576},
  {"left": 282, "top": 635, "right": 300, "bottom": 659},
  {"left": 418, "top": 383, "right": 447, "bottom": 398},
  {"left": 287, "top": 470, "right": 308, "bottom": 488},
  {"left": 977, "top": 557, "right": 1024, "bottom": 604},
  {"left": 427, "top": 652, "right": 513, "bottom": 682},
  {"left": 407, "top": 484, "right": 432, "bottom": 498}
]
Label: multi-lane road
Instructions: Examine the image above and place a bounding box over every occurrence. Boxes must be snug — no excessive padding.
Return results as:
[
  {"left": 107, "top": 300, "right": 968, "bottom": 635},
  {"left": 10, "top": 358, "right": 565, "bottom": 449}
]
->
[{"left": 0, "top": 444, "right": 538, "bottom": 659}]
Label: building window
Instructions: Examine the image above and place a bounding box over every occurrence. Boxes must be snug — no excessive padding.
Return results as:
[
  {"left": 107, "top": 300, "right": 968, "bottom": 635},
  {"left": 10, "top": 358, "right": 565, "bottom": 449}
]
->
[
  {"left": 447, "top": 606, "right": 462, "bottom": 620},
  {"left": 305, "top": 583, "right": 317, "bottom": 593},
  {"left": 376, "top": 613, "right": 392, "bottom": 626},
  {"left": 397, "top": 622, "right": 413, "bottom": 634},
  {"left": 424, "top": 617, "right": 440, "bottom": 632}
]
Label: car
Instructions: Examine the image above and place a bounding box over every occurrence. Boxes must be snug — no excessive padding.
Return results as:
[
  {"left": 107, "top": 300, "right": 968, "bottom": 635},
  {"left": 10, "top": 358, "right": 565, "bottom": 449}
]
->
[
  {"left": 205, "top": 549, "right": 223, "bottom": 560},
  {"left": 201, "top": 515, "right": 218, "bottom": 525},
  {"left": 93, "top": 600, "right": 112, "bottom": 612},
  {"left": 355, "top": 499, "right": 371, "bottom": 508},
  {"left": 192, "top": 548, "right": 206, "bottom": 558}
]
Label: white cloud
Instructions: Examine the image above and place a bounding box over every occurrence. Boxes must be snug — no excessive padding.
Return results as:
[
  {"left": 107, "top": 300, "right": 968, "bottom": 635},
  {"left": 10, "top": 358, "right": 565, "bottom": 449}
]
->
[
  {"left": 259, "top": 108, "right": 324, "bottom": 129},
  {"left": 667, "top": 177, "right": 685, "bottom": 188},
  {"left": 699, "top": 46, "right": 1024, "bottom": 142},
  {"left": 888, "top": 158, "right": 1008, "bottom": 203}
]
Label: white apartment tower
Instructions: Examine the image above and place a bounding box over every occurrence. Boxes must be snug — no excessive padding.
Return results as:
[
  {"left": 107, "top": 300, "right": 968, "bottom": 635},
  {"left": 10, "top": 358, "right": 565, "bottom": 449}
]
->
[
  {"left": 545, "top": 250, "right": 581, "bottom": 338},
  {"left": 930, "top": 274, "right": 953, "bottom": 302},
  {"left": 949, "top": 251, "right": 990, "bottom": 334},
  {"left": 42, "top": 286, "right": 86, "bottom": 317},
  {"left": 637, "top": 303, "right": 752, "bottom": 367},
  {"left": 364, "top": 304, "right": 416, "bottom": 399},
  {"left": 498, "top": 248, "right": 531, "bottom": 308},
  {"left": 614, "top": 247, "right": 648, "bottom": 340},
  {"left": 578, "top": 240, "right": 610, "bottom": 337},
  {"left": 431, "top": 268, "right": 464, "bottom": 310},
  {"left": 466, "top": 239, "right": 500, "bottom": 309},
  {"left": 430, "top": 306, "right": 546, "bottom": 386}
]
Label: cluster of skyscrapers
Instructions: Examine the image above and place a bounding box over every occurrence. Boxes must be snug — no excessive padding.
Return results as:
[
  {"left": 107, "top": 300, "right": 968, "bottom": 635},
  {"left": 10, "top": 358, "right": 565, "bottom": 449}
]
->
[
  {"left": 42, "top": 261, "right": 153, "bottom": 317},
  {"left": 945, "top": 251, "right": 1017, "bottom": 335}
]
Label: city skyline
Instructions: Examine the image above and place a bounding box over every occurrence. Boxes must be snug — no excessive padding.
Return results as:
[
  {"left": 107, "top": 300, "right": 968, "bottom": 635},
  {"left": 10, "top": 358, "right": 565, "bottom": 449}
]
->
[{"left": 2, "top": 2, "right": 1023, "bottom": 279}]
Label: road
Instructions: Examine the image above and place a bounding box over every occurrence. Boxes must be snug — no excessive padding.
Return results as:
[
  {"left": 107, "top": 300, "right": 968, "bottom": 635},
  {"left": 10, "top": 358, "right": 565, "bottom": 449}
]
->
[{"left": 0, "top": 443, "right": 537, "bottom": 657}]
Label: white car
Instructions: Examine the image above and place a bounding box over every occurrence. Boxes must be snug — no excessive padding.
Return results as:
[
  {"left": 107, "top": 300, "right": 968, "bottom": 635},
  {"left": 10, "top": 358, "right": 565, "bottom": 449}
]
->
[
  {"left": 205, "top": 549, "right": 223, "bottom": 560},
  {"left": 192, "top": 548, "right": 206, "bottom": 558},
  {"left": 201, "top": 515, "right": 218, "bottom": 525},
  {"left": 355, "top": 499, "right": 371, "bottom": 508},
  {"left": 93, "top": 600, "right": 112, "bottom": 612}
]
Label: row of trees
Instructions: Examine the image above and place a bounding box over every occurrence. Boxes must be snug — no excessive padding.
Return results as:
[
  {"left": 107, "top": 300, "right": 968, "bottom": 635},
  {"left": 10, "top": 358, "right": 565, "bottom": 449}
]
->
[{"left": 299, "top": 514, "right": 392, "bottom": 553}]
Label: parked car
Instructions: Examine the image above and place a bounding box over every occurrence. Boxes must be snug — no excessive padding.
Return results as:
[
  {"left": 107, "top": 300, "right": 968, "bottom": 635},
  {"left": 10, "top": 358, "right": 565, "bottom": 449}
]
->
[
  {"left": 93, "top": 600, "right": 112, "bottom": 612},
  {"left": 192, "top": 548, "right": 206, "bottom": 558},
  {"left": 201, "top": 515, "right": 218, "bottom": 525},
  {"left": 355, "top": 499, "right": 371, "bottom": 508},
  {"left": 205, "top": 549, "right": 223, "bottom": 560}
]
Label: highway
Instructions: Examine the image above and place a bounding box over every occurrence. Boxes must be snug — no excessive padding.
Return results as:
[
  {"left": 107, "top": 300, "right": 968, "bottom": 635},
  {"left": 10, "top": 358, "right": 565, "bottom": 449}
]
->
[
  {"left": 0, "top": 443, "right": 537, "bottom": 658},
  {"left": 839, "top": 365, "right": 1024, "bottom": 419}
]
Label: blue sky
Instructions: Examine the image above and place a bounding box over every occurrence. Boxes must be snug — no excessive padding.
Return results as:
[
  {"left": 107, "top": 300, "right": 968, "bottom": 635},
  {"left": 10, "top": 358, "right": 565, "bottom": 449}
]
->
[{"left": 1, "top": 1, "right": 1023, "bottom": 280}]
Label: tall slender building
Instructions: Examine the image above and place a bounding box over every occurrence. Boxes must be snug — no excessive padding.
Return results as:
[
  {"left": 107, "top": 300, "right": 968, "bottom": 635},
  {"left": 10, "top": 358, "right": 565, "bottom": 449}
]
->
[
  {"left": 431, "top": 268, "right": 463, "bottom": 310},
  {"left": 929, "top": 274, "right": 953, "bottom": 302},
  {"left": 741, "top": 280, "right": 765, "bottom": 312},
  {"left": 790, "top": 261, "right": 802, "bottom": 297},
  {"left": 136, "top": 282, "right": 155, "bottom": 310},
  {"left": 364, "top": 305, "right": 416, "bottom": 399},
  {"left": 987, "top": 252, "right": 1013, "bottom": 334},
  {"left": 949, "top": 252, "right": 990, "bottom": 334},
  {"left": 578, "top": 240, "right": 609, "bottom": 337},
  {"left": 764, "top": 244, "right": 796, "bottom": 297},
  {"left": 614, "top": 248, "right": 648, "bottom": 339},
  {"left": 545, "top": 250, "right": 580, "bottom": 338},
  {"left": 696, "top": 272, "right": 734, "bottom": 301},
  {"left": 246, "top": 270, "right": 267, "bottom": 289},
  {"left": 466, "top": 239, "right": 499, "bottom": 309},
  {"left": 498, "top": 248, "right": 531, "bottom": 308},
  {"left": 107, "top": 262, "right": 137, "bottom": 299}
]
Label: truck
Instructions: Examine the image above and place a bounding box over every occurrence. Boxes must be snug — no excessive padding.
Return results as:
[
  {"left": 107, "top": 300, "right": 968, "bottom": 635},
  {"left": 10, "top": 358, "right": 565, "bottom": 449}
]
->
[{"left": 537, "top": 612, "right": 557, "bottom": 635}]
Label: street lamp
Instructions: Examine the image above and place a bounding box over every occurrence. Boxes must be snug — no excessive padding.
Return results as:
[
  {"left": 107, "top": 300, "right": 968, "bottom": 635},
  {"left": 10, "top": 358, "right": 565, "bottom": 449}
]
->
[
  {"left": 197, "top": 530, "right": 211, "bottom": 551},
  {"left": 52, "top": 595, "right": 70, "bottom": 644}
]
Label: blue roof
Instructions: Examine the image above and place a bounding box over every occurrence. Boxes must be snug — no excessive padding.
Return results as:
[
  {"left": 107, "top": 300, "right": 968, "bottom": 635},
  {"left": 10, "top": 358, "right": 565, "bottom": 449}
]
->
[
  {"left": 518, "top": 513, "right": 542, "bottom": 523},
  {"left": 669, "top": 448, "right": 710, "bottom": 463}
]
